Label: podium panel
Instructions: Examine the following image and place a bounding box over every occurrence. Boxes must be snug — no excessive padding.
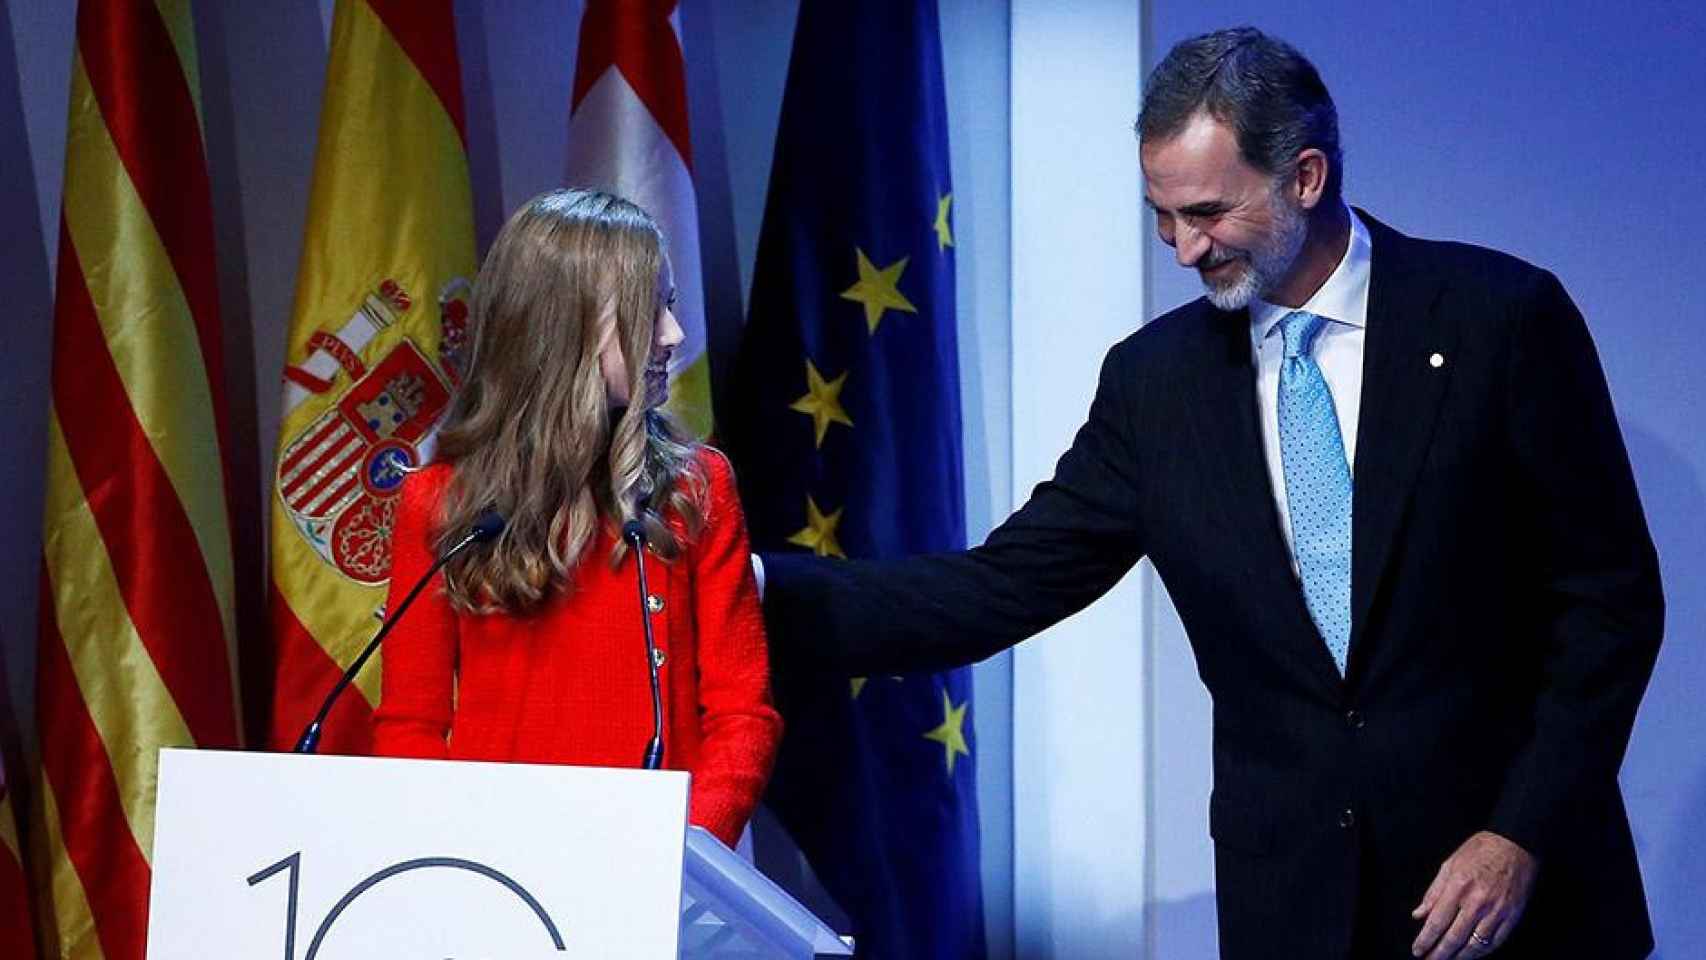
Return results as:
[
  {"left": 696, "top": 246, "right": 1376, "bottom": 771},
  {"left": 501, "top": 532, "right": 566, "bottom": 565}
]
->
[
  {"left": 147, "top": 749, "right": 688, "bottom": 959},
  {"left": 679, "top": 827, "right": 851, "bottom": 959}
]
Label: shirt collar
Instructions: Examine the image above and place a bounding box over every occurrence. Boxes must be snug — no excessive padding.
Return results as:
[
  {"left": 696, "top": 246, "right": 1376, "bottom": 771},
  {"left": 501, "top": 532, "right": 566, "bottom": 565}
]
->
[{"left": 1251, "top": 203, "right": 1372, "bottom": 343}]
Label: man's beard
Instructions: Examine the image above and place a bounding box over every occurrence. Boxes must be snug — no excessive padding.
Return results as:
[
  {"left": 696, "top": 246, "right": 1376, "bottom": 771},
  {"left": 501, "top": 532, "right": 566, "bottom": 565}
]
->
[{"left": 1199, "top": 193, "right": 1309, "bottom": 311}]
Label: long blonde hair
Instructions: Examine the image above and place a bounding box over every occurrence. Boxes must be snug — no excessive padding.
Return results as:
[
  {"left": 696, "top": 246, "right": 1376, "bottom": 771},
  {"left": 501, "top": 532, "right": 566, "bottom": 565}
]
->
[{"left": 432, "top": 189, "right": 705, "bottom": 614}]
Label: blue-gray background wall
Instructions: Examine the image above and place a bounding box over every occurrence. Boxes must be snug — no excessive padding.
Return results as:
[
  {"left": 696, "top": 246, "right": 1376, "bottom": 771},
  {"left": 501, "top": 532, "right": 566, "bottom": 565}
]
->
[{"left": 1144, "top": 2, "right": 1706, "bottom": 956}]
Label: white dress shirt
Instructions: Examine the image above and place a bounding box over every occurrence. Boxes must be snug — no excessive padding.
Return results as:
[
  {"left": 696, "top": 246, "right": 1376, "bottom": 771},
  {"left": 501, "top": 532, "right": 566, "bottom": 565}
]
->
[{"left": 1249, "top": 205, "right": 1372, "bottom": 572}]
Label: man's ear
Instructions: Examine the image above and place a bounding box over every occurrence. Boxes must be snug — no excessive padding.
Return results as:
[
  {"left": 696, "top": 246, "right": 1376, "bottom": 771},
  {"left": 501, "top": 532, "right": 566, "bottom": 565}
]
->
[{"left": 1293, "top": 147, "right": 1330, "bottom": 211}]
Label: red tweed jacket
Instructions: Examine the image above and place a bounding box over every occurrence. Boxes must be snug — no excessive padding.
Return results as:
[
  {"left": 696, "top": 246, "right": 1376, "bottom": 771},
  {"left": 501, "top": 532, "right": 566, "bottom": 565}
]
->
[{"left": 372, "top": 448, "right": 781, "bottom": 847}]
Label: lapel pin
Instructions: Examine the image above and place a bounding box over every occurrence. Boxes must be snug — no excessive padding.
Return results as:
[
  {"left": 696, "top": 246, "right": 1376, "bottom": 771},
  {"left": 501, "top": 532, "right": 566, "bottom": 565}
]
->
[{"left": 1429, "top": 352, "right": 1445, "bottom": 369}]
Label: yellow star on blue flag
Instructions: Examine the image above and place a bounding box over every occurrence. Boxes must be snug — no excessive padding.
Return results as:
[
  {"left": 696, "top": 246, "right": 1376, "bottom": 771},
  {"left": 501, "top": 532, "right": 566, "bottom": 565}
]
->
[
  {"left": 923, "top": 689, "right": 971, "bottom": 775},
  {"left": 790, "top": 359, "right": 853, "bottom": 447},
  {"left": 786, "top": 496, "right": 845, "bottom": 559},
  {"left": 840, "top": 248, "right": 917, "bottom": 334}
]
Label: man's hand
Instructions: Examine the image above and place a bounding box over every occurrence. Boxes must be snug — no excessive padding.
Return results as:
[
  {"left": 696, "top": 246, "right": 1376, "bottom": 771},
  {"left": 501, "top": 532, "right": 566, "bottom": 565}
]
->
[{"left": 1410, "top": 831, "right": 1538, "bottom": 958}]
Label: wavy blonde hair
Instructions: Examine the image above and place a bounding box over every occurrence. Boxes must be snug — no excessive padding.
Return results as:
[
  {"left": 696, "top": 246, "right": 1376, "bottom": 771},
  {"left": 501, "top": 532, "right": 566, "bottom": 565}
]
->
[{"left": 432, "top": 189, "right": 705, "bottom": 614}]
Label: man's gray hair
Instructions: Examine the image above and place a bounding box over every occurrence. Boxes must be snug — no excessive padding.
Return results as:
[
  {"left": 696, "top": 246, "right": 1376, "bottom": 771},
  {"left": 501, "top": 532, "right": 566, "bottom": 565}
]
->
[{"left": 1138, "top": 27, "right": 1343, "bottom": 203}]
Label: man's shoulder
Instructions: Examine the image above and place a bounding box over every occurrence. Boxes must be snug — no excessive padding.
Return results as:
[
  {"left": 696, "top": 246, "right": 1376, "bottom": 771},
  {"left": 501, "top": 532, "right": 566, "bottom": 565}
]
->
[
  {"left": 1367, "top": 212, "right": 1558, "bottom": 304},
  {"left": 1102, "top": 297, "right": 1227, "bottom": 374},
  {"left": 1409, "top": 235, "right": 1548, "bottom": 284}
]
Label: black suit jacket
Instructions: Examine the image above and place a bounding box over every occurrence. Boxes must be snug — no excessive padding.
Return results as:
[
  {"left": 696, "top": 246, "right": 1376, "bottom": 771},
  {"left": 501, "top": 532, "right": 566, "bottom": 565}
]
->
[{"left": 762, "top": 214, "right": 1664, "bottom": 959}]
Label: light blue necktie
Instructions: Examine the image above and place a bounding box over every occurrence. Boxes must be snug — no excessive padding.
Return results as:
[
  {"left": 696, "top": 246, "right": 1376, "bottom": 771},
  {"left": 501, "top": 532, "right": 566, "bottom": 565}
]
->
[{"left": 1277, "top": 310, "right": 1353, "bottom": 675}]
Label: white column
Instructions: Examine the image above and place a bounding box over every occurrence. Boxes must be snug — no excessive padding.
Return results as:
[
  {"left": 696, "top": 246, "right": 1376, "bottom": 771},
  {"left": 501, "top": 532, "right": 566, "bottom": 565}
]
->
[{"left": 1010, "top": 3, "right": 1149, "bottom": 956}]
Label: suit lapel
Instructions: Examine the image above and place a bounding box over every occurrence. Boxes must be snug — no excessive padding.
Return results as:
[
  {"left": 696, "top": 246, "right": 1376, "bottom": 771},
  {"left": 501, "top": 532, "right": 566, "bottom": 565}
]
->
[
  {"left": 1348, "top": 214, "right": 1455, "bottom": 673},
  {"left": 1188, "top": 309, "right": 1347, "bottom": 696}
]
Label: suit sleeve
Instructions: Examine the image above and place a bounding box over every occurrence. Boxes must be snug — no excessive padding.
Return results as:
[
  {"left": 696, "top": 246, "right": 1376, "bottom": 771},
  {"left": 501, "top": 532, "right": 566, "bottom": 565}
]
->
[
  {"left": 762, "top": 344, "right": 1148, "bottom": 676},
  {"left": 371, "top": 472, "right": 456, "bottom": 760},
  {"left": 1485, "top": 270, "right": 1664, "bottom": 857},
  {"left": 687, "top": 450, "right": 783, "bottom": 846}
]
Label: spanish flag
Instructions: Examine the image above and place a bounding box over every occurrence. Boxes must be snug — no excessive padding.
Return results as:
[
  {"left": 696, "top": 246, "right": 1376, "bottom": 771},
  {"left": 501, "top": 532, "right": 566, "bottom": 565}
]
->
[
  {"left": 267, "top": 0, "right": 475, "bottom": 753},
  {"left": 33, "top": 0, "right": 241, "bottom": 956}
]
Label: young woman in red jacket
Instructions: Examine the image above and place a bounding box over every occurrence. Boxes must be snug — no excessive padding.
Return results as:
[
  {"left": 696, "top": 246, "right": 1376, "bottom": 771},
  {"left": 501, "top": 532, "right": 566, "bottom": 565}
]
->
[{"left": 373, "top": 189, "right": 781, "bottom": 848}]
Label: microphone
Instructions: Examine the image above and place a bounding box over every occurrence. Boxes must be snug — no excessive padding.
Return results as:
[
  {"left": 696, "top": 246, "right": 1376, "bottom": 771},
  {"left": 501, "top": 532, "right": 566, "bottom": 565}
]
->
[
  {"left": 294, "top": 508, "right": 507, "bottom": 753},
  {"left": 622, "top": 519, "right": 666, "bottom": 771}
]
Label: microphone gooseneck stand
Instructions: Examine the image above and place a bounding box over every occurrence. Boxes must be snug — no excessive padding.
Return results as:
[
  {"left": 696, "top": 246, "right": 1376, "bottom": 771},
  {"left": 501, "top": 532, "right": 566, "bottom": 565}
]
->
[
  {"left": 622, "top": 519, "right": 666, "bottom": 771},
  {"left": 293, "top": 509, "right": 506, "bottom": 754}
]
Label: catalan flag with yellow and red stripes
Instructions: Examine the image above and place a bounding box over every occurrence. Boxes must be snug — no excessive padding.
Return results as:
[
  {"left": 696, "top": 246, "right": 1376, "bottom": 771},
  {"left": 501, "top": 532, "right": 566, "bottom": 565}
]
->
[
  {"left": 32, "top": 1, "right": 242, "bottom": 957},
  {"left": 267, "top": 0, "right": 476, "bottom": 753}
]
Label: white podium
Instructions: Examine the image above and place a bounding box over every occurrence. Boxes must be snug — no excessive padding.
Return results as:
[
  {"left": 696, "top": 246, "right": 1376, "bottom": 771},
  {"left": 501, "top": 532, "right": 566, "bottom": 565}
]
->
[{"left": 146, "top": 749, "right": 849, "bottom": 959}]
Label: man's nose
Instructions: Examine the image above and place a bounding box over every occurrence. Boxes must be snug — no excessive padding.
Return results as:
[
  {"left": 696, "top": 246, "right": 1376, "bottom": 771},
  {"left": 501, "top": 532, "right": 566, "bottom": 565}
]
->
[{"left": 1174, "top": 221, "right": 1210, "bottom": 267}]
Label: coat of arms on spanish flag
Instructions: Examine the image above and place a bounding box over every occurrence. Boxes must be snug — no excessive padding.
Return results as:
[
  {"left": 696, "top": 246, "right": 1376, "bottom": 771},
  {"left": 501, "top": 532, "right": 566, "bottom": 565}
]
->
[{"left": 268, "top": 0, "right": 475, "bottom": 753}]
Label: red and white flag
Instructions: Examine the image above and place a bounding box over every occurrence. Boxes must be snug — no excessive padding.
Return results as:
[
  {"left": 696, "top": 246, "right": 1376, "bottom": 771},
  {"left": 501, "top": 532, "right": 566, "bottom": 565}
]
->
[{"left": 566, "top": 0, "right": 712, "bottom": 436}]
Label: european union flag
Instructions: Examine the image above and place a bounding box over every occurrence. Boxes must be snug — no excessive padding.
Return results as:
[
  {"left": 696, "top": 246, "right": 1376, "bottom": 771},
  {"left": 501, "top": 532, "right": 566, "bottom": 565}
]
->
[{"left": 725, "top": 2, "right": 984, "bottom": 957}]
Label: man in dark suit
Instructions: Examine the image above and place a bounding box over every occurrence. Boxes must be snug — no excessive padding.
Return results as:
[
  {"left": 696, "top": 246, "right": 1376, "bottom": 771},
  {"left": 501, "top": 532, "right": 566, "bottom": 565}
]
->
[{"left": 759, "top": 26, "right": 1662, "bottom": 960}]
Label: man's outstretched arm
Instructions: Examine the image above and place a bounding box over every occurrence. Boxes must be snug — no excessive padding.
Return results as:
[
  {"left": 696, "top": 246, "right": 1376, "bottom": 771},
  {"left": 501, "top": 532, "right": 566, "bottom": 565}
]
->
[{"left": 761, "top": 344, "right": 1151, "bottom": 677}]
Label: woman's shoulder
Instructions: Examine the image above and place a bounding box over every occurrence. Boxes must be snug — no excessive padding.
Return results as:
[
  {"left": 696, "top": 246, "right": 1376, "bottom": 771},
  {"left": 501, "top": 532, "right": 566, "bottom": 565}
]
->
[
  {"left": 691, "top": 444, "right": 735, "bottom": 482},
  {"left": 667, "top": 445, "right": 744, "bottom": 542},
  {"left": 689, "top": 444, "right": 741, "bottom": 502}
]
